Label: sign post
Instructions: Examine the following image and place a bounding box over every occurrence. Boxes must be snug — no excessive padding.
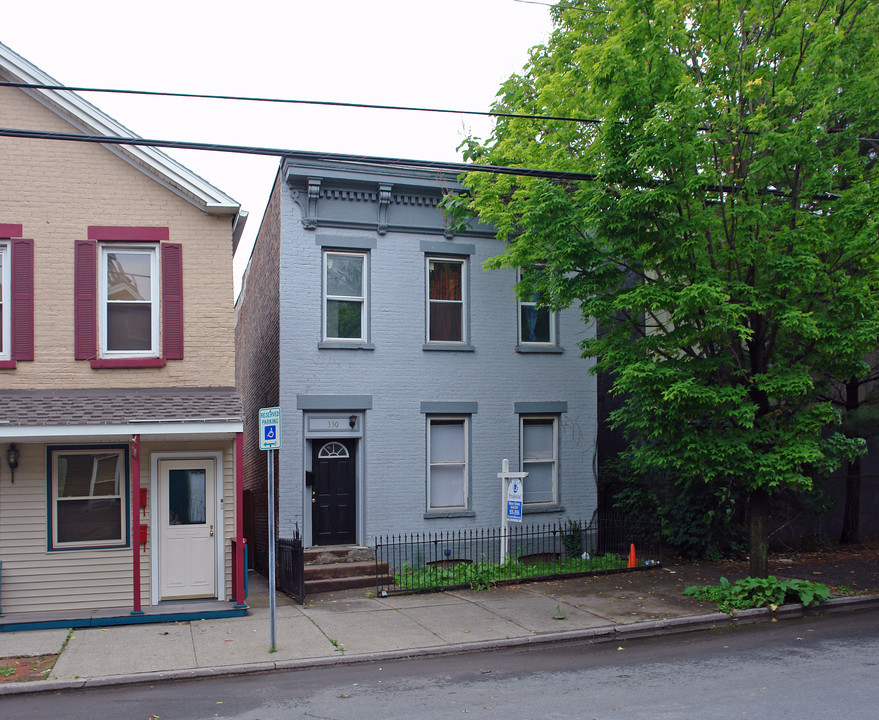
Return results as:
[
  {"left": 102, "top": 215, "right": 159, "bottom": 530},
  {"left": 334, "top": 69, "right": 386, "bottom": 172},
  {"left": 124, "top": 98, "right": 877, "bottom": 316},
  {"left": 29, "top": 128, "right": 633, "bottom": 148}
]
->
[
  {"left": 497, "top": 459, "right": 528, "bottom": 564},
  {"left": 258, "top": 407, "right": 281, "bottom": 651}
]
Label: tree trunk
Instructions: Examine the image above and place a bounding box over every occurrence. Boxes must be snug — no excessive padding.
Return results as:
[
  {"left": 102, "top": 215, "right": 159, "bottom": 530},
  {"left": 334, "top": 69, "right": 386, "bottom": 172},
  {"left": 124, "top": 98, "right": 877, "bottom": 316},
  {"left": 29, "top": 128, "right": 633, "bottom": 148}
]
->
[
  {"left": 840, "top": 378, "right": 861, "bottom": 545},
  {"left": 749, "top": 487, "right": 769, "bottom": 578},
  {"left": 840, "top": 454, "right": 861, "bottom": 545}
]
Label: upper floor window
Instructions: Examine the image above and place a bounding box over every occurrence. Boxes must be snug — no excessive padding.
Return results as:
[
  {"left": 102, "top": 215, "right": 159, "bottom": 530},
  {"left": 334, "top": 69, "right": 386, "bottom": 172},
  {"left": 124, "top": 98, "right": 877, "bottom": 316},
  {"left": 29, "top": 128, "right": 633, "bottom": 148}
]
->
[
  {"left": 427, "top": 416, "right": 469, "bottom": 511},
  {"left": 427, "top": 257, "right": 466, "bottom": 343},
  {"left": 520, "top": 416, "right": 559, "bottom": 505},
  {"left": 0, "top": 243, "right": 9, "bottom": 361},
  {"left": 0, "top": 226, "right": 34, "bottom": 368},
  {"left": 101, "top": 245, "right": 159, "bottom": 356},
  {"left": 518, "top": 267, "right": 555, "bottom": 346},
  {"left": 75, "top": 227, "right": 182, "bottom": 368},
  {"left": 323, "top": 251, "right": 367, "bottom": 342}
]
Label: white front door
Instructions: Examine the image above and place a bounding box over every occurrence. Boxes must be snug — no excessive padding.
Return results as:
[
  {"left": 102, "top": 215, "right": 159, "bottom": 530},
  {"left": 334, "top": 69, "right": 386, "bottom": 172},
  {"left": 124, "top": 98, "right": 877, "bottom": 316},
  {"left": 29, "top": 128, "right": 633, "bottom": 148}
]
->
[{"left": 158, "top": 458, "right": 217, "bottom": 600}]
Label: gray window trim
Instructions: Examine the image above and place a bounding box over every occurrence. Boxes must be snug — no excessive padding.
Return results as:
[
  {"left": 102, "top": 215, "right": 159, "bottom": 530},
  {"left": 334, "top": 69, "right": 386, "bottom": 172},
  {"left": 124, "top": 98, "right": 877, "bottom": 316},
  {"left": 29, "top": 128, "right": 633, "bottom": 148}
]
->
[
  {"left": 516, "top": 345, "right": 564, "bottom": 354},
  {"left": 514, "top": 401, "right": 568, "bottom": 414},
  {"left": 318, "top": 342, "right": 376, "bottom": 350},
  {"left": 420, "top": 401, "right": 478, "bottom": 414},
  {"left": 297, "top": 395, "right": 374, "bottom": 411},
  {"left": 419, "top": 240, "right": 476, "bottom": 256},
  {"left": 315, "top": 235, "right": 377, "bottom": 250},
  {"left": 422, "top": 343, "right": 476, "bottom": 353}
]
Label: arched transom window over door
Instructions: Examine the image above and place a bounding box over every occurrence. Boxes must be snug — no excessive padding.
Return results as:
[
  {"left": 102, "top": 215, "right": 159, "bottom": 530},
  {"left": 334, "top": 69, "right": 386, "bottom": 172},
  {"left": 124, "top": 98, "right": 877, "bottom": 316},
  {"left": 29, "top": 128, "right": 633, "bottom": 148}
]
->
[{"left": 318, "top": 441, "right": 350, "bottom": 459}]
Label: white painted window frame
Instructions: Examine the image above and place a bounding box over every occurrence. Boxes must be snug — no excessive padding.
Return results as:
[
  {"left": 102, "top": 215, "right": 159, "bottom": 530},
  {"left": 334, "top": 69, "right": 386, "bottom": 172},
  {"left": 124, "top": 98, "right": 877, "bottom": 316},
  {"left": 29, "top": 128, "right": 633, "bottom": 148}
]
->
[
  {"left": 322, "top": 250, "right": 368, "bottom": 342},
  {"left": 426, "top": 256, "right": 468, "bottom": 344},
  {"left": 98, "top": 243, "right": 160, "bottom": 358},
  {"left": 0, "top": 242, "right": 9, "bottom": 360},
  {"left": 50, "top": 448, "right": 127, "bottom": 550},
  {"left": 520, "top": 415, "right": 559, "bottom": 506},
  {"left": 517, "top": 268, "right": 556, "bottom": 346},
  {"left": 426, "top": 416, "right": 470, "bottom": 511}
]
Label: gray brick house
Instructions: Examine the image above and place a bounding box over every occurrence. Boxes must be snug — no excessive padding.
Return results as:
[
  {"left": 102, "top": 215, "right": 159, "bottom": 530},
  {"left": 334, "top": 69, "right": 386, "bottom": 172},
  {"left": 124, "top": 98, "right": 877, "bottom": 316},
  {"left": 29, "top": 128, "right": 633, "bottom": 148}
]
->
[{"left": 235, "top": 153, "right": 597, "bottom": 570}]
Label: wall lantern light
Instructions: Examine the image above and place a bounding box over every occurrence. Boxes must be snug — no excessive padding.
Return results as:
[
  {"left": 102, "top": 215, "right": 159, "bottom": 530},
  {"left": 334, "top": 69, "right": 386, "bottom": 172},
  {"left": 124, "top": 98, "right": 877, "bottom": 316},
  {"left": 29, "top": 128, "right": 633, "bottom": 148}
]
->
[{"left": 6, "top": 443, "right": 19, "bottom": 483}]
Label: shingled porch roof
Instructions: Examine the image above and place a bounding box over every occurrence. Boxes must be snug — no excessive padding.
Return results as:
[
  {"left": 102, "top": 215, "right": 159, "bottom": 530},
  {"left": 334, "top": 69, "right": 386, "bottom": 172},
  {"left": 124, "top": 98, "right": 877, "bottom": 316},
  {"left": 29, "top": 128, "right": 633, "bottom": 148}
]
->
[{"left": 0, "top": 387, "right": 243, "bottom": 442}]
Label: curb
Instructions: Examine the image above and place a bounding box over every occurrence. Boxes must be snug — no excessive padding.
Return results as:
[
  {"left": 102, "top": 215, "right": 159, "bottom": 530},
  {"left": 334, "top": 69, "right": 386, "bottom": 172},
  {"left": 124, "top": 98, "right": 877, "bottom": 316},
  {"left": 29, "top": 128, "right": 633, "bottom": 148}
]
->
[{"left": 1, "top": 593, "right": 877, "bottom": 697}]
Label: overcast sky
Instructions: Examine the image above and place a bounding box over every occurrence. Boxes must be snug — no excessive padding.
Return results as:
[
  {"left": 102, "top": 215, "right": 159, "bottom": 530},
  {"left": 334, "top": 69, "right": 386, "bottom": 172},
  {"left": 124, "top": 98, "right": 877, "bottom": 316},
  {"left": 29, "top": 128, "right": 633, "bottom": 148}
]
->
[{"left": 3, "top": 0, "right": 554, "bottom": 295}]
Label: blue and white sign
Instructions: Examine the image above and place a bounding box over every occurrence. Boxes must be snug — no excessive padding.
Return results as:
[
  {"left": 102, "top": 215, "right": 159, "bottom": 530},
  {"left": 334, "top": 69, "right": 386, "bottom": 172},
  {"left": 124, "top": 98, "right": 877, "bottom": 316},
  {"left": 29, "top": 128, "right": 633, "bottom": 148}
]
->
[
  {"left": 259, "top": 407, "right": 282, "bottom": 450},
  {"left": 506, "top": 479, "right": 523, "bottom": 523}
]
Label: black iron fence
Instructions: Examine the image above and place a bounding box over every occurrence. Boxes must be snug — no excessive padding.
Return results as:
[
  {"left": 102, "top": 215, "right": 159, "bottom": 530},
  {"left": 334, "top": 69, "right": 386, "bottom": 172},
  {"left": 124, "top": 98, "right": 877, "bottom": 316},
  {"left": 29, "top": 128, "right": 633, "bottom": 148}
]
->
[
  {"left": 277, "top": 527, "right": 305, "bottom": 604},
  {"left": 374, "top": 512, "right": 661, "bottom": 595}
]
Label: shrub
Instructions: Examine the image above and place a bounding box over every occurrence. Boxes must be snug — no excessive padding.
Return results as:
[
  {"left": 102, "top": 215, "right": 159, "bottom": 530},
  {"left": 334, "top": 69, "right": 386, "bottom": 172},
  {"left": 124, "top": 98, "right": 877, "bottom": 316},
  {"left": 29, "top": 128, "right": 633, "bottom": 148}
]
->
[{"left": 683, "top": 576, "right": 830, "bottom": 613}]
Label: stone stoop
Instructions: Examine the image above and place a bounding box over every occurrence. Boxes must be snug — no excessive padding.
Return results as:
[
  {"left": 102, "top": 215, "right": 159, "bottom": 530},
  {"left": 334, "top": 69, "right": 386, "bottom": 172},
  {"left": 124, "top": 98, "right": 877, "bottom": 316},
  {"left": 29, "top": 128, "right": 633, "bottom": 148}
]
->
[{"left": 304, "top": 546, "right": 392, "bottom": 593}]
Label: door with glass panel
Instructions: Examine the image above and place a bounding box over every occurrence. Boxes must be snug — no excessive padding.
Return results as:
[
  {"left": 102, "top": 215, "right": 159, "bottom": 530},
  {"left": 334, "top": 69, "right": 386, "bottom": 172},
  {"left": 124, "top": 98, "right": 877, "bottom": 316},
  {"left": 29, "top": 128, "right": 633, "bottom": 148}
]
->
[
  {"left": 158, "top": 458, "right": 216, "bottom": 599},
  {"left": 311, "top": 440, "right": 356, "bottom": 545}
]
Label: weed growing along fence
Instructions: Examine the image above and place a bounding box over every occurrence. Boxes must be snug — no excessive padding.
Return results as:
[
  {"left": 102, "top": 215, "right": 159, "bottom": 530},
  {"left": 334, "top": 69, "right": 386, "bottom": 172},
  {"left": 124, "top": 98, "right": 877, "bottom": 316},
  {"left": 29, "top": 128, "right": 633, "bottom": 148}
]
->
[{"left": 374, "top": 512, "right": 661, "bottom": 594}]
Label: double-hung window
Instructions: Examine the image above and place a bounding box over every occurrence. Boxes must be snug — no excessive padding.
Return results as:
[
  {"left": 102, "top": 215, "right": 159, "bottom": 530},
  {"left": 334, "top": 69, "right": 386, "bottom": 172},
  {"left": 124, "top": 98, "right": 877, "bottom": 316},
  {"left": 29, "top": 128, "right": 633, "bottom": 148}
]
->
[
  {"left": 74, "top": 227, "right": 183, "bottom": 367},
  {"left": 427, "top": 417, "right": 468, "bottom": 510},
  {"left": 100, "top": 245, "right": 159, "bottom": 356},
  {"left": 323, "top": 251, "right": 367, "bottom": 342},
  {"left": 427, "top": 257, "right": 466, "bottom": 343},
  {"left": 0, "top": 242, "right": 8, "bottom": 361},
  {"left": 520, "top": 416, "right": 559, "bottom": 505},
  {"left": 50, "top": 447, "right": 128, "bottom": 550},
  {"left": 0, "top": 226, "right": 34, "bottom": 367},
  {"left": 518, "top": 267, "right": 555, "bottom": 346}
]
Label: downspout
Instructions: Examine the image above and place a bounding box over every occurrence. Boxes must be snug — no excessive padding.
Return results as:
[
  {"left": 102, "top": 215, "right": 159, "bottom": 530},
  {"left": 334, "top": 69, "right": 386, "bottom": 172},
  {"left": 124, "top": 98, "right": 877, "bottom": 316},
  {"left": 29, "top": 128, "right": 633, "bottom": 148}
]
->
[{"left": 131, "top": 434, "right": 143, "bottom": 614}]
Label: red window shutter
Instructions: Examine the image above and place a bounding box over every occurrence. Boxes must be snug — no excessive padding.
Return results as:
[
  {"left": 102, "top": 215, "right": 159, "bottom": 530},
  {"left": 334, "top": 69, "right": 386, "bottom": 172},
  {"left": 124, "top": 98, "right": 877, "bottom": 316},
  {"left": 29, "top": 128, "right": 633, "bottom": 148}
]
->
[
  {"left": 10, "top": 238, "right": 34, "bottom": 361},
  {"left": 74, "top": 240, "right": 98, "bottom": 360},
  {"left": 162, "top": 242, "right": 184, "bottom": 360}
]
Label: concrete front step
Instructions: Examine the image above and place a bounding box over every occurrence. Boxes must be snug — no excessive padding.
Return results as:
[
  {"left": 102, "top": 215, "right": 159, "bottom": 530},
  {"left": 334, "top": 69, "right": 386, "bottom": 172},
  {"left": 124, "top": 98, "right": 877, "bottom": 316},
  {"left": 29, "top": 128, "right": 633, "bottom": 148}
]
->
[
  {"left": 304, "top": 545, "right": 375, "bottom": 565},
  {"left": 305, "top": 573, "right": 393, "bottom": 594},
  {"left": 304, "top": 560, "right": 387, "bottom": 581}
]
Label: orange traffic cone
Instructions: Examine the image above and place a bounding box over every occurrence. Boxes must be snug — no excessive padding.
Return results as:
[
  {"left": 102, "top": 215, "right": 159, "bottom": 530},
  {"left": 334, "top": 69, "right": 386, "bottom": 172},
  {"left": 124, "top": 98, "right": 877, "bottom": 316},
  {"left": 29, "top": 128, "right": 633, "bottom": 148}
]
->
[{"left": 627, "top": 543, "right": 637, "bottom": 568}]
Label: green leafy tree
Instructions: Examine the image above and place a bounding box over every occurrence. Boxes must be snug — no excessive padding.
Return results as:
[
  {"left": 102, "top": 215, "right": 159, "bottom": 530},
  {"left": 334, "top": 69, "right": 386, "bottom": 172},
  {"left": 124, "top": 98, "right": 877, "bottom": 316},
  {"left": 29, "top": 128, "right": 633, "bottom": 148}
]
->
[{"left": 460, "top": 0, "right": 879, "bottom": 575}]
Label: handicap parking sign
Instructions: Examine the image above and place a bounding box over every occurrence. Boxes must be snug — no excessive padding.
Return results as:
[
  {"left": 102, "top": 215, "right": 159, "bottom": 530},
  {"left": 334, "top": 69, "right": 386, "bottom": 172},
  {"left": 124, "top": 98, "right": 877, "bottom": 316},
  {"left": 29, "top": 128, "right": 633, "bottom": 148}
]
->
[{"left": 259, "top": 407, "right": 281, "bottom": 450}]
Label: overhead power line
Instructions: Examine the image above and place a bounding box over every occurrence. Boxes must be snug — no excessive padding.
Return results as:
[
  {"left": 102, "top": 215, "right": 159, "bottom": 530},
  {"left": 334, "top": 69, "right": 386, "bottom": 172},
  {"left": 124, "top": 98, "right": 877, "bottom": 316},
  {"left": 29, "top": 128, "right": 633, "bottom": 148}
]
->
[
  {"left": 0, "top": 126, "right": 600, "bottom": 182},
  {"left": 0, "top": 81, "right": 603, "bottom": 127}
]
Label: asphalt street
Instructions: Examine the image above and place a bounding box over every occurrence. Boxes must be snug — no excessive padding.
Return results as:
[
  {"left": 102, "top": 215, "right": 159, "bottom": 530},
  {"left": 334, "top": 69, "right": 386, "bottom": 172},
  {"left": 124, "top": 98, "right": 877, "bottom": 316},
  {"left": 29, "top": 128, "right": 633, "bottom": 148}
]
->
[{"left": 5, "top": 607, "right": 877, "bottom": 720}]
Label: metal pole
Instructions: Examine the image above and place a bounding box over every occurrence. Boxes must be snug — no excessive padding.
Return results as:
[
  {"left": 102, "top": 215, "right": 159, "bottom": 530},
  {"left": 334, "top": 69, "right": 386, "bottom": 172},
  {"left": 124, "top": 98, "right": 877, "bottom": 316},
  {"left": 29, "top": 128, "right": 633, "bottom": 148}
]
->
[
  {"left": 500, "top": 458, "right": 509, "bottom": 565},
  {"left": 267, "top": 448, "right": 276, "bottom": 651}
]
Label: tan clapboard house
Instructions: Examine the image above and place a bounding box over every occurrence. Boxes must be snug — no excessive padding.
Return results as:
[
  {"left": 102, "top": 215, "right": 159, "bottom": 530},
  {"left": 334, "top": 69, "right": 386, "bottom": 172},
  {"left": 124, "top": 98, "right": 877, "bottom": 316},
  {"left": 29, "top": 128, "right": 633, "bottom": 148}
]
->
[{"left": 0, "top": 42, "right": 248, "bottom": 628}]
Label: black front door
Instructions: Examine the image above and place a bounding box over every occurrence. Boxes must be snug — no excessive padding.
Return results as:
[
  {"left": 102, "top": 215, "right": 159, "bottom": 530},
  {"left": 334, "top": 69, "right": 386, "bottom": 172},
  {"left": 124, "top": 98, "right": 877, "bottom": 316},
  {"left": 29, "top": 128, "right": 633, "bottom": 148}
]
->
[{"left": 312, "top": 439, "right": 356, "bottom": 545}]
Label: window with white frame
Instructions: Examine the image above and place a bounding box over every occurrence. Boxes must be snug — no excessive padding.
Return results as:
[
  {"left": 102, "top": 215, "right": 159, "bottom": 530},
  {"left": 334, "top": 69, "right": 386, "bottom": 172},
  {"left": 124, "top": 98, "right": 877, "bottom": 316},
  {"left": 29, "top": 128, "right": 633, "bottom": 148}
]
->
[
  {"left": 427, "top": 257, "right": 466, "bottom": 343},
  {"left": 518, "top": 267, "right": 555, "bottom": 345},
  {"left": 0, "top": 242, "right": 9, "bottom": 360},
  {"left": 50, "top": 448, "right": 128, "bottom": 549},
  {"left": 100, "top": 245, "right": 159, "bottom": 356},
  {"left": 427, "top": 417, "right": 468, "bottom": 510},
  {"left": 323, "top": 251, "right": 367, "bottom": 341},
  {"left": 520, "top": 417, "right": 558, "bottom": 504}
]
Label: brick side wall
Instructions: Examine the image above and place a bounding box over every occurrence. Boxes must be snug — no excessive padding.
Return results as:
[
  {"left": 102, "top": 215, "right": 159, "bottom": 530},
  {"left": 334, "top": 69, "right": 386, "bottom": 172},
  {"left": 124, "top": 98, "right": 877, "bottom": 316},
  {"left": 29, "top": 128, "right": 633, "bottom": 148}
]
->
[
  {"left": 0, "top": 87, "right": 236, "bottom": 389},
  {"left": 235, "top": 174, "right": 281, "bottom": 573}
]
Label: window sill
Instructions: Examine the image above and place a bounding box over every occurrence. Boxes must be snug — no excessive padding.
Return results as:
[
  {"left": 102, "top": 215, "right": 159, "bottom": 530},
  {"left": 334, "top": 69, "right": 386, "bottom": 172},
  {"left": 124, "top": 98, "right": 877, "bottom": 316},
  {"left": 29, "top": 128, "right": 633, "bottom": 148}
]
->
[
  {"left": 90, "top": 357, "right": 166, "bottom": 368},
  {"left": 523, "top": 504, "right": 565, "bottom": 514},
  {"left": 516, "top": 345, "right": 564, "bottom": 354},
  {"left": 0, "top": 359, "right": 17, "bottom": 369},
  {"left": 318, "top": 342, "right": 375, "bottom": 350},
  {"left": 423, "top": 343, "right": 476, "bottom": 353},
  {"left": 424, "top": 510, "right": 476, "bottom": 519}
]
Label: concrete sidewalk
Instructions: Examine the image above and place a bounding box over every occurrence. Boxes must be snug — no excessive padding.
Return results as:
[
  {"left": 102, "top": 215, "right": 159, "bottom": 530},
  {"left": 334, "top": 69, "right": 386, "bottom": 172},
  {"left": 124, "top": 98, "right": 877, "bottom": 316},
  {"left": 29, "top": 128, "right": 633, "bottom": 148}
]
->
[{"left": 1, "top": 565, "right": 877, "bottom": 696}]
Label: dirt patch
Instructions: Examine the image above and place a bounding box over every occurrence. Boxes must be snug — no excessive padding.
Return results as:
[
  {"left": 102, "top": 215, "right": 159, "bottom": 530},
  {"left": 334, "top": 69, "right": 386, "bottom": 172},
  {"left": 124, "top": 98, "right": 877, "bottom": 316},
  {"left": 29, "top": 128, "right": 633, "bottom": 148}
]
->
[{"left": 0, "top": 654, "right": 58, "bottom": 684}]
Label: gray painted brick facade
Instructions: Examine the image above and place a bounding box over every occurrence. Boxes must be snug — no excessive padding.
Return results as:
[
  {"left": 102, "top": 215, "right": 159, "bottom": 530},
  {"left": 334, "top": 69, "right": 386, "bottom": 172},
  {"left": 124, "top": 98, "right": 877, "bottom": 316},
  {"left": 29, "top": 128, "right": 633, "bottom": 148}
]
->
[{"left": 238, "top": 154, "right": 597, "bottom": 553}]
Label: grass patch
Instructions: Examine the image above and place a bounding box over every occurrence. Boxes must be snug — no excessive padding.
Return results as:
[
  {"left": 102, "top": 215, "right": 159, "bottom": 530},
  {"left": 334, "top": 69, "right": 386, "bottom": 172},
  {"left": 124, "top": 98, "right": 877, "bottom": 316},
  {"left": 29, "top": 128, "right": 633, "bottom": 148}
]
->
[{"left": 394, "top": 552, "right": 629, "bottom": 591}]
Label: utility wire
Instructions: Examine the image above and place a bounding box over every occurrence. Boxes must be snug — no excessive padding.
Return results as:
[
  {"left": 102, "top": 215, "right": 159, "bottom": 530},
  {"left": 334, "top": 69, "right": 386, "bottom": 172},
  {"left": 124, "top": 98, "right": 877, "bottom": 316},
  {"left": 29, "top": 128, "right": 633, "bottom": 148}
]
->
[
  {"left": 0, "top": 126, "right": 600, "bottom": 182},
  {"left": 0, "top": 81, "right": 604, "bottom": 127}
]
